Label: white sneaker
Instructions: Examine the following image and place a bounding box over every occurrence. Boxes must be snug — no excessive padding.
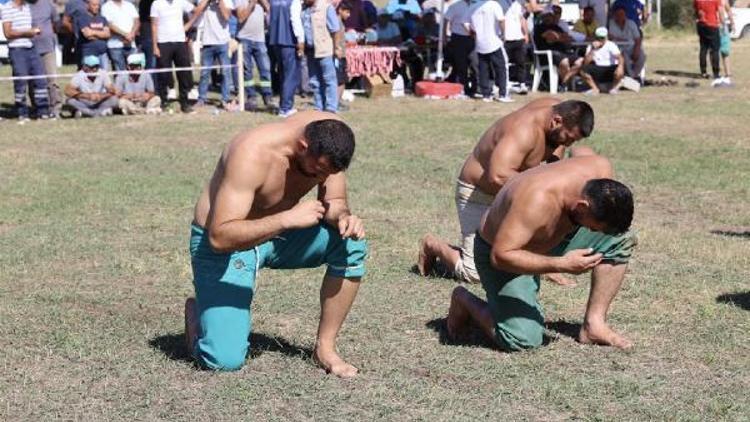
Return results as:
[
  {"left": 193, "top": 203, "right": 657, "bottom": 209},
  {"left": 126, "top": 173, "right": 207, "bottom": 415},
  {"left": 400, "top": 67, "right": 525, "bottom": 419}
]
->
[
  {"left": 17, "top": 116, "right": 30, "bottom": 125},
  {"left": 584, "top": 89, "right": 599, "bottom": 96},
  {"left": 495, "top": 95, "right": 515, "bottom": 103},
  {"left": 608, "top": 88, "right": 619, "bottom": 95},
  {"left": 100, "top": 108, "right": 113, "bottom": 117},
  {"left": 720, "top": 76, "right": 733, "bottom": 86},
  {"left": 481, "top": 96, "right": 493, "bottom": 103},
  {"left": 277, "top": 108, "right": 298, "bottom": 118},
  {"left": 517, "top": 83, "right": 528, "bottom": 94},
  {"left": 711, "top": 77, "right": 724, "bottom": 87}
]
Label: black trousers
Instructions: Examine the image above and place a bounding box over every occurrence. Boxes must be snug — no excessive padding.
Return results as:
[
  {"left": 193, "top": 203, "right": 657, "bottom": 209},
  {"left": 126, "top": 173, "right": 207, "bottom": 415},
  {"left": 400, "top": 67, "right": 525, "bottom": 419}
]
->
[
  {"left": 696, "top": 23, "right": 720, "bottom": 78},
  {"left": 504, "top": 39, "right": 527, "bottom": 85},
  {"left": 477, "top": 47, "right": 508, "bottom": 98},
  {"left": 447, "top": 34, "right": 475, "bottom": 93},
  {"left": 156, "top": 42, "right": 194, "bottom": 106}
]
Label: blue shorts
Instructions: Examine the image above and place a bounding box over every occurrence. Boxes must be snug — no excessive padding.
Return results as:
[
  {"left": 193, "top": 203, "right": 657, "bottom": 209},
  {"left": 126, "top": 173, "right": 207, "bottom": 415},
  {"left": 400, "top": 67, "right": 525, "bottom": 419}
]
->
[{"left": 189, "top": 223, "right": 367, "bottom": 370}]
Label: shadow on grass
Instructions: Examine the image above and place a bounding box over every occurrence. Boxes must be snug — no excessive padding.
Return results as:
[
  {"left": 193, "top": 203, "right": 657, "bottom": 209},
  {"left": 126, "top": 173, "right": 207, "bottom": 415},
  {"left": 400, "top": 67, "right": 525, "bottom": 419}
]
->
[
  {"left": 545, "top": 319, "right": 581, "bottom": 340},
  {"left": 1, "top": 103, "right": 16, "bottom": 119},
  {"left": 425, "top": 318, "right": 558, "bottom": 349},
  {"left": 654, "top": 70, "right": 705, "bottom": 79},
  {"left": 710, "top": 229, "right": 750, "bottom": 239},
  {"left": 716, "top": 291, "right": 750, "bottom": 311},
  {"left": 149, "top": 332, "right": 313, "bottom": 364}
]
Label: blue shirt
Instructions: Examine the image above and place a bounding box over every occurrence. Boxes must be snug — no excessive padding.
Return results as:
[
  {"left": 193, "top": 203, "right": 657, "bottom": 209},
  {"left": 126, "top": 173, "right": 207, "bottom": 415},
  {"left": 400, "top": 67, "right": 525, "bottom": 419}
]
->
[
  {"left": 385, "top": 0, "right": 421, "bottom": 16},
  {"left": 76, "top": 12, "right": 109, "bottom": 56},
  {"left": 302, "top": 4, "right": 340, "bottom": 47},
  {"left": 612, "top": 0, "right": 643, "bottom": 27}
]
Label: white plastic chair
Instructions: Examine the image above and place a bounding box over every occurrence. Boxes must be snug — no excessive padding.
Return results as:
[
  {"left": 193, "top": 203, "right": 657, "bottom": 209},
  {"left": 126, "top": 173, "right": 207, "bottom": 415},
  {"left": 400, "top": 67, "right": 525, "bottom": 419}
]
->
[{"left": 532, "top": 50, "right": 558, "bottom": 94}]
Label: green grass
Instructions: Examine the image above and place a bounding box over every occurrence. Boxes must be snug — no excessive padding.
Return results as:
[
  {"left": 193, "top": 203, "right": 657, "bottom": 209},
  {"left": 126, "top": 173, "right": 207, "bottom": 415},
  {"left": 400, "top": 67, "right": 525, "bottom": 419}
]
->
[{"left": 1, "top": 38, "right": 749, "bottom": 420}]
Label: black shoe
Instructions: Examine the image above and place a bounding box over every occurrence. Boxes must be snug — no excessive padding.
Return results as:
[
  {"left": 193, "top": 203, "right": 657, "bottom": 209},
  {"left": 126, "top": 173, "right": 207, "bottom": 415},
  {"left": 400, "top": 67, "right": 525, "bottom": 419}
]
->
[
  {"left": 262, "top": 95, "right": 273, "bottom": 106},
  {"left": 181, "top": 104, "right": 195, "bottom": 114},
  {"left": 244, "top": 99, "right": 258, "bottom": 112}
]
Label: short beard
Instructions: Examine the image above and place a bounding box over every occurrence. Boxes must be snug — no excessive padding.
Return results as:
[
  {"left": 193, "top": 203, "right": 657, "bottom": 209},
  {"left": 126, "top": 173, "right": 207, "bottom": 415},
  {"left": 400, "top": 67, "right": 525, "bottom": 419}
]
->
[
  {"left": 546, "top": 127, "right": 562, "bottom": 149},
  {"left": 293, "top": 158, "right": 318, "bottom": 178}
]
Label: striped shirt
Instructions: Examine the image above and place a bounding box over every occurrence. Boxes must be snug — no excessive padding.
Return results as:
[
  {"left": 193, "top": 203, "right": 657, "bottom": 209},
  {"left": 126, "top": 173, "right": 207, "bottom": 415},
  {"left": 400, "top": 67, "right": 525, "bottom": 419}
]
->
[{"left": 0, "top": 1, "right": 33, "bottom": 48}]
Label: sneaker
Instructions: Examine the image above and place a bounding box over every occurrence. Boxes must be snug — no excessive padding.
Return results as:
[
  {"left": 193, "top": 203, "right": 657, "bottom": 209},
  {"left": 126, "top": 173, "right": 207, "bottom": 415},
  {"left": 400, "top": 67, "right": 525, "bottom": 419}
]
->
[
  {"left": 700, "top": 73, "right": 710, "bottom": 79},
  {"left": 721, "top": 76, "right": 733, "bottom": 86},
  {"left": 17, "top": 116, "right": 30, "bottom": 125},
  {"left": 181, "top": 103, "right": 196, "bottom": 114},
  {"left": 711, "top": 77, "right": 724, "bottom": 88},
  {"left": 481, "top": 96, "right": 493, "bottom": 103},
  {"left": 146, "top": 108, "right": 161, "bottom": 115},
  {"left": 495, "top": 95, "right": 515, "bottom": 103},
  {"left": 100, "top": 108, "right": 113, "bottom": 117},
  {"left": 277, "top": 108, "right": 298, "bottom": 118},
  {"left": 74, "top": 110, "right": 83, "bottom": 119},
  {"left": 244, "top": 99, "right": 258, "bottom": 112},
  {"left": 472, "top": 92, "right": 484, "bottom": 99},
  {"left": 517, "top": 83, "right": 528, "bottom": 95},
  {"left": 584, "top": 89, "right": 599, "bottom": 96},
  {"left": 262, "top": 95, "right": 274, "bottom": 107}
]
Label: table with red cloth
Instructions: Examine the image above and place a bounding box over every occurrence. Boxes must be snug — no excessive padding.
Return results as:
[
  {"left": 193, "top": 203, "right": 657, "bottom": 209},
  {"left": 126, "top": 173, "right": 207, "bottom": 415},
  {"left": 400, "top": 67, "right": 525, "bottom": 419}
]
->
[{"left": 345, "top": 46, "right": 402, "bottom": 79}]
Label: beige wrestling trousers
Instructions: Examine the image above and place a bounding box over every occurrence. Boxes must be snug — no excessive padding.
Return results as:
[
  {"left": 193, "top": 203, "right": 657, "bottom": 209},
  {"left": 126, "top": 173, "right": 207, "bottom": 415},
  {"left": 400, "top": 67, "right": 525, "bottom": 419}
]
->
[{"left": 454, "top": 179, "right": 494, "bottom": 283}]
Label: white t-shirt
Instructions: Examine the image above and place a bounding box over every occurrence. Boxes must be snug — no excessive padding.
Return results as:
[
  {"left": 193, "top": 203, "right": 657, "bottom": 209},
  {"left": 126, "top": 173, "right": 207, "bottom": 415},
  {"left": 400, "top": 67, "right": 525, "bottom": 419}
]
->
[
  {"left": 586, "top": 40, "right": 620, "bottom": 66},
  {"left": 443, "top": 0, "right": 472, "bottom": 36},
  {"left": 199, "top": 0, "right": 234, "bottom": 45},
  {"left": 235, "top": 0, "right": 264, "bottom": 42},
  {"left": 150, "top": 0, "right": 195, "bottom": 43},
  {"left": 503, "top": 0, "right": 524, "bottom": 42},
  {"left": 470, "top": 0, "right": 504, "bottom": 54},
  {"left": 101, "top": 0, "right": 139, "bottom": 49}
]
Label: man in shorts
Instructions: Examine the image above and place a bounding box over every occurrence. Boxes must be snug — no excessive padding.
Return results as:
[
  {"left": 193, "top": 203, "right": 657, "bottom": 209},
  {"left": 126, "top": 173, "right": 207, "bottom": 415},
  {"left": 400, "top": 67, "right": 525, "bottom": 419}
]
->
[
  {"left": 580, "top": 27, "right": 625, "bottom": 95},
  {"left": 418, "top": 98, "right": 595, "bottom": 286},
  {"left": 446, "top": 155, "right": 636, "bottom": 351},
  {"left": 186, "top": 111, "right": 367, "bottom": 377}
]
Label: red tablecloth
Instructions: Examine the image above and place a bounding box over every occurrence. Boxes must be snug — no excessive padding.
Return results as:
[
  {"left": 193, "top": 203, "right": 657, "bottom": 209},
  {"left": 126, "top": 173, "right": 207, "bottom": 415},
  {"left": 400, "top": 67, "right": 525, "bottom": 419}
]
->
[{"left": 345, "top": 46, "right": 402, "bottom": 78}]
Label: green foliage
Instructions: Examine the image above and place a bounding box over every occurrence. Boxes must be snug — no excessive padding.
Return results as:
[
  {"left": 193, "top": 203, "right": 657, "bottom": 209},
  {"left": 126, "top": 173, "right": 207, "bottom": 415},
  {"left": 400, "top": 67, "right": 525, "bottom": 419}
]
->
[{"left": 662, "top": 0, "right": 696, "bottom": 29}]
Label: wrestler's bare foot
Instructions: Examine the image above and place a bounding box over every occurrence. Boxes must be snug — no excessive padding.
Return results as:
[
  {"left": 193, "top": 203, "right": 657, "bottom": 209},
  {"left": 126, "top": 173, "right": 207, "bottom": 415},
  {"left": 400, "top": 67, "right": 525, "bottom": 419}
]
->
[
  {"left": 184, "top": 297, "right": 199, "bottom": 355},
  {"left": 313, "top": 346, "right": 359, "bottom": 378},
  {"left": 446, "top": 287, "right": 470, "bottom": 340},
  {"left": 579, "top": 321, "right": 632, "bottom": 349},
  {"left": 417, "top": 234, "right": 437, "bottom": 276},
  {"left": 545, "top": 273, "right": 577, "bottom": 287}
]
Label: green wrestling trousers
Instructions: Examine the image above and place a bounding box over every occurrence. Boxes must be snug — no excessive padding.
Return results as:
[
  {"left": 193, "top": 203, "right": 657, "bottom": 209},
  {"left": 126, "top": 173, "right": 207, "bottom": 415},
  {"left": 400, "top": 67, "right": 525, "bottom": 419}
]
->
[
  {"left": 474, "top": 227, "right": 636, "bottom": 351},
  {"left": 189, "top": 223, "right": 368, "bottom": 371}
]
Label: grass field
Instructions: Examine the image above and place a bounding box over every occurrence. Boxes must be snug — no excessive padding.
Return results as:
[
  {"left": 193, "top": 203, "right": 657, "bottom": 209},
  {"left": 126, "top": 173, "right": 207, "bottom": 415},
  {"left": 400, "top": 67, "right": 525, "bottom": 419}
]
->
[{"left": 1, "top": 38, "right": 749, "bottom": 421}]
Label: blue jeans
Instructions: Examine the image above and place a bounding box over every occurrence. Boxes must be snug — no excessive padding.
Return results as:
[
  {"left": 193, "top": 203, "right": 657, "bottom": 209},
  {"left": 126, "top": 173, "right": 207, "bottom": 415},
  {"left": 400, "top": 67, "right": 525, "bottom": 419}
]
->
[
  {"left": 269, "top": 45, "right": 299, "bottom": 113},
  {"left": 306, "top": 52, "right": 338, "bottom": 112},
  {"left": 198, "top": 43, "right": 231, "bottom": 103},
  {"left": 240, "top": 39, "right": 272, "bottom": 99},
  {"left": 9, "top": 47, "right": 49, "bottom": 118},
  {"left": 108, "top": 46, "right": 134, "bottom": 71}
]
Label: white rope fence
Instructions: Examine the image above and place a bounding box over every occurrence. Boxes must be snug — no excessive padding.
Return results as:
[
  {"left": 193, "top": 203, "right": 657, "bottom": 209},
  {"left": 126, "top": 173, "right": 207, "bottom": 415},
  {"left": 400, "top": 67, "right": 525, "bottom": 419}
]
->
[{"left": 1, "top": 44, "right": 249, "bottom": 111}]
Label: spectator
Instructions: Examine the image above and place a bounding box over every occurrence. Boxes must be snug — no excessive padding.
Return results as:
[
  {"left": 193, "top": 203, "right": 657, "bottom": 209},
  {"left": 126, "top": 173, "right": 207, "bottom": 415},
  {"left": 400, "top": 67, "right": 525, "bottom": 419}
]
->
[
  {"left": 65, "top": 54, "right": 119, "bottom": 117},
  {"left": 334, "top": 1, "right": 350, "bottom": 109},
  {"left": 235, "top": 0, "right": 273, "bottom": 111},
  {"left": 533, "top": 6, "right": 582, "bottom": 91},
  {"left": 194, "top": 0, "right": 235, "bottom": 108},
  {"left": 693, "top": 0, "right": 724, "bottom": 86},
  {"left": 115, "top": 53, "right": 161, "bottom": 114},
  {"left": 268, "top": 0, "right": 304, "bottom": 117},
  {"left": 29, "top": 0, "right": 61, "bottom": 116},
  {"left": 385, "top": 0, "right": 420, "bottom": 39},
  {"left": 608, "top": 5, "right": 645, "bottom": 80},
  {"left": 578, "top": 0, "right": 607, "bottom": 32},
  {"left": 343, "top": 0, "right": 368, "bottom": 31},
  {"left": 611, "top": 0, "right": 647, "bottom": 28},
  {"left": 1, "top": 0, "right": 50, "bottom": 122},
  {"left": 468, "top": 0, "right": 512, "bottom": 102},
  {"left": 718, "top": 0, "right": 734, "bottom": 85},
  {"left": 580, "top": 26, "right": 624, "bottom": 95},
  {"left": 301, "top": 0, "right": 340, "bottom": 112},
  {"left": 138, "top": 0, "right": 157, "bottom": 69},
  {"left": 62, "top": 0, "right": 87, "bottom": 65},
  {"left": 573, "top": 6, "right": 598, "bottom": 40},
  {"left": 375, "top": 9, "right": 400, "bottom": 44},
  {"left": 503, "top": 0, "right": 529, "bottom": 93},
  {"left": 75, "top": 0, "right": 111, "bottom": 69},
  {"left": 101, "top": 0, "right": 140, "bottom": 71},
  {"left": 362, "top": 0, "right": 376, "bottom": 27},
  {"left": 443, "top": 0, "right": 475, "bottom": 96},
  {"left": 150, "top": 0, "right": 198, "bottom": 113}
]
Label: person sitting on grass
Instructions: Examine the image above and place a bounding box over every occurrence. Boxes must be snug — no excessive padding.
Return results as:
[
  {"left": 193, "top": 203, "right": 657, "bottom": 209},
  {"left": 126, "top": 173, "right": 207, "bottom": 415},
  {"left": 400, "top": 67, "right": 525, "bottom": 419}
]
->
[
  {"left": 608, "top": 5, "right": 645, "bottom": 81},
  {"left": 115, "top": 53, "right": 161, "bottom": 115},
  {"left": 64, "top": 54, "right": 119, "bottom": 117},
  {"left": 446, "top": 155, "right": 636, "bottom": 351},
  {"left": 580, "top": 27, "right": 624, "bottom": 95}
]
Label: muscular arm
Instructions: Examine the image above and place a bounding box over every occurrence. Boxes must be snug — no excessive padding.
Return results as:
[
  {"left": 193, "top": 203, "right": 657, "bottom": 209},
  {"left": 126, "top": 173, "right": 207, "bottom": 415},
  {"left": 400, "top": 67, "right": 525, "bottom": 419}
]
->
[
  {"left": 318, "top": 172, "right": 351, "bottom": 227},
  {"left": 476, "top": 129, "right": 536, "bottom": 195},
  {"left": 207, "top": 151, "right": 289, "bottom": 252},
  {"left": 490, "top": 196, "right": 567, "bottom": 274}
]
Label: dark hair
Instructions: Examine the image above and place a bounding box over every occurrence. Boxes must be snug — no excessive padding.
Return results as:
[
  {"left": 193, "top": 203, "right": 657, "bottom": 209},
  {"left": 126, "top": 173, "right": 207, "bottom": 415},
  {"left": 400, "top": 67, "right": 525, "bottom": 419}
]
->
[
  {"left": 337, "top": 1, "right": 352, "bottom": 11},
  {"left": 613, "top": 5, "right": 626, "bottom": 13},
  {"left": 583, "top": 179, "right": 633, "bottom": 235},
  {"left": 304, "top": 119, "right": 356, "bottom": 172},
  {"left": 552, "top": 100, "right": 594, "bottom": 138},
  {"left": 583, "top": 6, "right": 594, "bottom": 12}
]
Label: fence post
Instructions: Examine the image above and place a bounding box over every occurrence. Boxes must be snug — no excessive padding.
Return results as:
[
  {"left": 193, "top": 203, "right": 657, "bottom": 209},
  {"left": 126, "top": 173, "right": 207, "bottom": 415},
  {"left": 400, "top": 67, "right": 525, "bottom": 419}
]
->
[{"left": 237, "top": 42, "right": 245, "bottom": 112}]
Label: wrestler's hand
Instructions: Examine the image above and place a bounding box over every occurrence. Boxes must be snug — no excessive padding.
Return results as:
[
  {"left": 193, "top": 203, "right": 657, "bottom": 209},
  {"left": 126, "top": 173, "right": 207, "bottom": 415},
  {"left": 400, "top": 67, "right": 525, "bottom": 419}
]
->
[
  {"left": 338, "top": 214, "right": 365, "bottom": 240},
  {"left": 560, "top": 248, "right": 602, "bottom": 274},
  {"left": 283, "top": 200, "right": 325, "bottom": 229}
]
